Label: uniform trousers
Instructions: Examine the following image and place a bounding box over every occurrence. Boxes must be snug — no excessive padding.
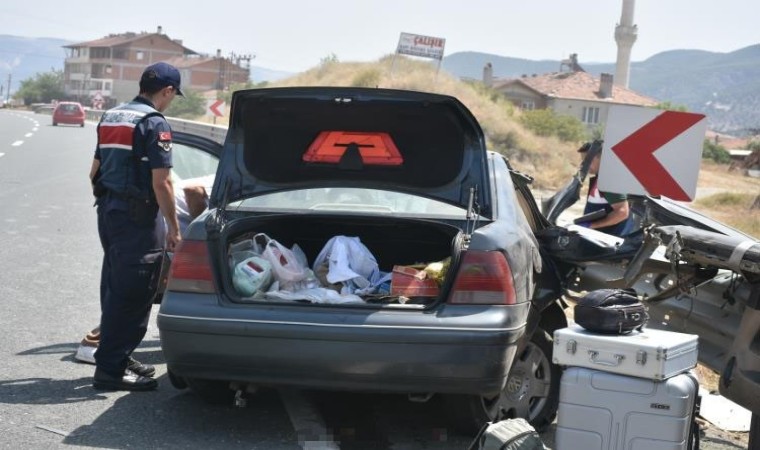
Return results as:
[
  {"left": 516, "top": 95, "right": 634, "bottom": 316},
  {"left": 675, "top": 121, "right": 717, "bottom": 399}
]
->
[{"left": 95, "top": 199, "right": 163, "bottom": 377}]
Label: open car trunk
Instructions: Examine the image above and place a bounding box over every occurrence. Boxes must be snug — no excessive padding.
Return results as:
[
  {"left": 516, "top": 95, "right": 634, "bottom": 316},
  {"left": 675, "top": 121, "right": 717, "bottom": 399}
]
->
[{"left": 218, "top": 214, "right": 464, "bottom": 307}]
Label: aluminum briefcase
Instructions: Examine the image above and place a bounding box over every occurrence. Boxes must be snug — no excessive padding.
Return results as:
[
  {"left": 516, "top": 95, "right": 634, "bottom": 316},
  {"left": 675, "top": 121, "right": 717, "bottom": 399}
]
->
[
  {"left": 555, "top": 367, "right": 700, "bottom": 450},
  {"left": 553, "top": 324, "right": 698, "bottom": 380}
]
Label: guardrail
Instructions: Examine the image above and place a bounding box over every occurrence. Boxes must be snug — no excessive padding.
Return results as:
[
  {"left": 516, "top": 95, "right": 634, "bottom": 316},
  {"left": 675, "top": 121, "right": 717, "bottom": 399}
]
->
[{"left": 34, "top": 105, "right": 228, "bottom": 145}]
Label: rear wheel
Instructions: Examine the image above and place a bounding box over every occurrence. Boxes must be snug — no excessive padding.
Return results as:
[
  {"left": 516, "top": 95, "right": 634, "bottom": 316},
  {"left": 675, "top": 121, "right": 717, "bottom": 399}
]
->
[
  {"left": 185, "top": 378, "right": 235, "bottom": 405},
  {"left": 444, "top": 327, "right": 561, "bottom": 434},
  {"left": 52, "top": 122, "right": 57, "bottom": 126},
  {"left": 167, "top": 367, "right": 188, "bottom": 389}
]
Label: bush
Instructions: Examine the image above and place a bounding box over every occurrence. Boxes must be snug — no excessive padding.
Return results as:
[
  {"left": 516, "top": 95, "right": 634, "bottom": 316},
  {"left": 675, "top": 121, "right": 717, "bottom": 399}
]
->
[
  {"left": 351, "top": 69, "right": 381, "bottom": 88},
  {"left": 702, "top": 139, "right": 731, "bottom": 164},
  {"left": 519, "top": 109, "right": 587, "bottom": 143}
]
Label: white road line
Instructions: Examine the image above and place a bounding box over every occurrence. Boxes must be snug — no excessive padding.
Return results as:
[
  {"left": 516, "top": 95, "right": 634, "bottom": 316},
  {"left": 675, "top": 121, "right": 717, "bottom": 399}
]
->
[
  {"left": 11, "top": 141, "right": 23, "bottom": 147},
  {"left": 25, "top": 133, "right": 33, "bottom": 138},
  {"left": 279, "top": 389, "right": 340, "bottom": 449},
  {"left": 0, "top": 153, "right": 5, "bottom": 158}
]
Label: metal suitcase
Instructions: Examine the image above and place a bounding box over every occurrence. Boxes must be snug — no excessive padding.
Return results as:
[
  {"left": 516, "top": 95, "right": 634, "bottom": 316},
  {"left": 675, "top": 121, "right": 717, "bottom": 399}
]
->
[
  {"left": 553, "top": 324, "right": 698, "bottom": 380},
  {"left": 555, "top": 367, "right": 700, "bottom": 450}
]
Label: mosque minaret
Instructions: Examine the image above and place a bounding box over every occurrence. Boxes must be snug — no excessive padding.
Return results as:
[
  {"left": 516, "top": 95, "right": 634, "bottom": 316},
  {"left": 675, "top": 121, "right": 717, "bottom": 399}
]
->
[{"left": 614, "top": 0, "right": 638, "bottom": 88}]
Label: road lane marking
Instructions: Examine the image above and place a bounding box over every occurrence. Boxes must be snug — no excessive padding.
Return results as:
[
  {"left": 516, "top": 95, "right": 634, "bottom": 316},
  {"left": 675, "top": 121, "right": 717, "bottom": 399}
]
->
[
  {"left": 11, "top": 141, "right": 23, "bottom": 147},
  {"left": 279, "top": 389, "right": 340, "bottom": 449},
  {"left": 0, "top": 153, "right": 4, "bottom": 158},
  {"left": 25, "top": 133, "right": 33, "bottom": 137}
]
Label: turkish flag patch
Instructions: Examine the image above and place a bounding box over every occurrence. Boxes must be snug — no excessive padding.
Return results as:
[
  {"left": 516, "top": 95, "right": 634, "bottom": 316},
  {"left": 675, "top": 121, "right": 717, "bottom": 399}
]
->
[{"left": 158, "top": 131, "right": 172, "bottom": 141}]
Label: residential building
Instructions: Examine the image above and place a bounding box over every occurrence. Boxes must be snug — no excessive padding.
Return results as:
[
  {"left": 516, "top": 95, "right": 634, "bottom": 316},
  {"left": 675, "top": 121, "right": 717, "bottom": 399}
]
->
[
  {"left": 489, "top": 58, "right": 657, "bottom": 130},
  {"left": 63, "top": 27, "right": 250, "bottom": 107}
]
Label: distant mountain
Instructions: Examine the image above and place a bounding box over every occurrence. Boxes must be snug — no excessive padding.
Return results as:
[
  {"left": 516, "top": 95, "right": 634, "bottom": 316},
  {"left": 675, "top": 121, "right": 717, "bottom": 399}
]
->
[
  {"left": 442, "top": 46, "right": 760, "bottom": 135},
  {"left": 250, "top": 66, "right": 293, "bottom": 83},
  {"left": 0, "top": 35, "right": 293, "bottom": 95}
]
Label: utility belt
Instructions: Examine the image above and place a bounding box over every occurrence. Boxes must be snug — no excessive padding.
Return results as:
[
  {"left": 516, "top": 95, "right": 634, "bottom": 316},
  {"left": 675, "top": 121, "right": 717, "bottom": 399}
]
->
[{"left": 105, "top": 188, "right": 159, "bottom": 227}]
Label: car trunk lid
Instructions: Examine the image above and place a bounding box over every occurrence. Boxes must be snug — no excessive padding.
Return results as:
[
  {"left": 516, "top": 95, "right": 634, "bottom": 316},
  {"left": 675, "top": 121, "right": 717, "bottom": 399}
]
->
[{"left": 209, "top": 87, "right": 492, "bottom": 218}]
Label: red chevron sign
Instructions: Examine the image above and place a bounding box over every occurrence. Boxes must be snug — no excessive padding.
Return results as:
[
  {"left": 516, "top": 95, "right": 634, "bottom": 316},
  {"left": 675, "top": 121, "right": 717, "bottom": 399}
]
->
[
  {"left": 209, "top": 99, "right": 225, "bottom": 117},
  {"left": 599, "top": 107, "right": 707, "bottom": 201}
]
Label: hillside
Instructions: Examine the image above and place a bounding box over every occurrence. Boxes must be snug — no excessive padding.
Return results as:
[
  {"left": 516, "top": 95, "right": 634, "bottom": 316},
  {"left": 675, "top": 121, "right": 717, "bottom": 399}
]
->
[{"left": 442, "top": 45, "right": 760, "bottom": 135}]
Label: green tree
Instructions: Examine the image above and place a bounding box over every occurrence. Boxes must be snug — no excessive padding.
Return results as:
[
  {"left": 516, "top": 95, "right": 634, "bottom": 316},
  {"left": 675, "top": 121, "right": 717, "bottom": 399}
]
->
[
  {"left": 702, "top": 138, "right": 731, "bottom": 164},
  {"left": 519, "top": 108, "right": 587, "bottom": 143},
  {"left": 654, "top": 101, "right": 688, "bottom": 112},
  {"left": 14, "top": 70, "right": 65, "bottom": 105},
  {"left": 164, "top": 88, "right": 205, "bottom": 119}
]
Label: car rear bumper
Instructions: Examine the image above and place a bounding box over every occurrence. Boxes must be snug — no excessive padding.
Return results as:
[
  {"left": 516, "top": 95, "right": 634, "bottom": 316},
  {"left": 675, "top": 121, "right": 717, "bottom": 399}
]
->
[
  {"left": 54, "top": 116, "right": 84, "bottom": 124},
  {"left": 157, "top": 292, "right": 529, "bottom": 395}
]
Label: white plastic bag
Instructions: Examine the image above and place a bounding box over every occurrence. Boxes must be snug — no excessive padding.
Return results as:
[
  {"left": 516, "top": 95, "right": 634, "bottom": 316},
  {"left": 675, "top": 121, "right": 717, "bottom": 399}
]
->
[
  {"left": 312, "top": 236, "right": 387, "bottom": 295},
  {"left": 233, "top": 256, "right": 273, "bottom": 297},
  {"left": 255, "top": 233, "right": 309, "bottom": 283}
]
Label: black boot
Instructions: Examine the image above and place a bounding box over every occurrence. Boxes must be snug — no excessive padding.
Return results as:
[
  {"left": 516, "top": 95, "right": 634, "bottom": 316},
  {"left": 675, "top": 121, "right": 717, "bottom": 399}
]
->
[
  {"left": 93, "top": 368, "right": 157, "bottom": 391},
  {"left": 127, "top": 356, "right": 156, "bottom": 378}
]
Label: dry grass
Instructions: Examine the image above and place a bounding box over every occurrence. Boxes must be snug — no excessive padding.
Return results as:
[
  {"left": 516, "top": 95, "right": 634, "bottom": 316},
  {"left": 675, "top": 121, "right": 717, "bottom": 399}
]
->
[{"left": 693, "top": 164, "right": 760, "bottom": 238}]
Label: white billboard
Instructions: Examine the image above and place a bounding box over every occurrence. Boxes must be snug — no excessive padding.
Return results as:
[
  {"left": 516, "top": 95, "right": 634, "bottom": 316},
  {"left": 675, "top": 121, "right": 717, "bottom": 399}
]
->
[{"left": 396, "top": 32, "right": 446, "bottom": 61}]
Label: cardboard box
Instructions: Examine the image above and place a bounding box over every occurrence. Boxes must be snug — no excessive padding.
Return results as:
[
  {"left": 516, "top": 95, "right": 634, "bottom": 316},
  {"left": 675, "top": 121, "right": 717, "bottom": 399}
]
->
[{"left": 391, "top": 265, "right": 440, "bottom": 297}]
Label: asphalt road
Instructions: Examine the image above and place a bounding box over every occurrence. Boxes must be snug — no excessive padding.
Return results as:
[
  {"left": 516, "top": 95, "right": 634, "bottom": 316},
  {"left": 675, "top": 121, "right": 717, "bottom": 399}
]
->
[{"left": 0, "top": 109, "right": 749, "bottom": 449}]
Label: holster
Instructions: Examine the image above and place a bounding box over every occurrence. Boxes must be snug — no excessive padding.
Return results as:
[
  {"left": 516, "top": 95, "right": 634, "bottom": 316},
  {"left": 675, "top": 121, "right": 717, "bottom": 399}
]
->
[
  {"left": 128, "top": 196, "right": 159, "bottom": 226},
  {"left": 92, "top": 169, "right": 107, "bottom": 199}
]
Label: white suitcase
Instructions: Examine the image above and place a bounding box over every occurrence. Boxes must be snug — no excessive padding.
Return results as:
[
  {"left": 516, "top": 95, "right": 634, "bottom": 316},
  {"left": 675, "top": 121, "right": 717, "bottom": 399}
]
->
[
  {"left": 553, "top": 324, "right": 698, "bottom": 380},
  {"left": 555, "top": 367, "right": 700, "bottom": 450}
]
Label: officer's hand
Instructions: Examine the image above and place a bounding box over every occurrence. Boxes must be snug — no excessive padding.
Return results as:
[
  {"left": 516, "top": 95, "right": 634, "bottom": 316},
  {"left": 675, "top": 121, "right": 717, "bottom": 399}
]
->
[{"left": 166, "top": 230, "right": 181, "bottom": 252}]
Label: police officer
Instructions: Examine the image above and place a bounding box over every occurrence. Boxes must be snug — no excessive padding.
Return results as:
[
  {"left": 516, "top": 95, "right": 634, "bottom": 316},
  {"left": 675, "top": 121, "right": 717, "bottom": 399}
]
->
[{"left": 88, "top": 62, "right": 183, "bottom": 391}]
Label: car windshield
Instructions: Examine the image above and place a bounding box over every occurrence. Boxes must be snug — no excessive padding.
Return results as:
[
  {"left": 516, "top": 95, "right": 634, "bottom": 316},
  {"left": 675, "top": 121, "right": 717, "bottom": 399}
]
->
[{"left": 231, "top": 187, "right": 471, "bottom": 218}]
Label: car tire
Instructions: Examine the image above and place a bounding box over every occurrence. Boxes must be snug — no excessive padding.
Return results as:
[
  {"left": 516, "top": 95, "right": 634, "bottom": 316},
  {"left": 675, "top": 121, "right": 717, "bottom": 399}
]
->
[
  {"left": 185, "top": 377, "right": 235, "bottom": 405},
  {"left": 167, "top": 368, "right": 188, "bottom": 389},
  {"left": 52, "top": 122, "right": 57, "bottom": 126},
  {"left": 80, "top": 122, "right": 85, "bottom": 127},
  {"left": 444, "top": 327, "right": 561, "bottom": 434}
]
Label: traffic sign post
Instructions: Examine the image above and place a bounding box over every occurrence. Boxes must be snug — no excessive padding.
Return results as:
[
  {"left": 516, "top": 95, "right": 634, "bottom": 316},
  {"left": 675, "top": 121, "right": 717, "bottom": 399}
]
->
[
  {"left": 206, "top": 99, "right": 226, "bottom": 124},
  {"left": 598, "top": 105, "right": 707, "bottom": 202}
]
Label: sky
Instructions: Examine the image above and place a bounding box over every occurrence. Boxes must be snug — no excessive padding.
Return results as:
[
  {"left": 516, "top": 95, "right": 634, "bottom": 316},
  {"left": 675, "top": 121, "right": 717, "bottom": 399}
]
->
[{"left": 1, "top": 0, "right": 759, "bottom": 73}]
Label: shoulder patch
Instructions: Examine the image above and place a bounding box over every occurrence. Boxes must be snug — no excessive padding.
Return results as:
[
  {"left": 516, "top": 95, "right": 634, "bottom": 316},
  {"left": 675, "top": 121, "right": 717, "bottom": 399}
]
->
[{"left": 158, "top": 131, "right": 172, "bottom": 141}]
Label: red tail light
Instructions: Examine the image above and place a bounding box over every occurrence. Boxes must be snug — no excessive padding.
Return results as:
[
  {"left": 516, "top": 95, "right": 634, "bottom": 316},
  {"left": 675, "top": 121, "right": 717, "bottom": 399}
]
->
[
  {"left": 448, "top": 251, "right": 517, "bottom": 305},
  {"left": 167, "top": 240, "right": 215, "bottom": 293}
]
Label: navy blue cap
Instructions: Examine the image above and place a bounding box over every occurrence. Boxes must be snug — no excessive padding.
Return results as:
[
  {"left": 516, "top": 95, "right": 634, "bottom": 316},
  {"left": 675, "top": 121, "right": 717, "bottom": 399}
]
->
[{"left": 140, "top": 62, "right": 184, "bottom": 96}]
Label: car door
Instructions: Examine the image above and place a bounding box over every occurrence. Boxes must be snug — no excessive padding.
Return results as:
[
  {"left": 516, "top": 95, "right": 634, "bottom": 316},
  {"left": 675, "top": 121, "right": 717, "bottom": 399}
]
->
[{"left": 170, "top": 131, "right": 222, "bottom": 183}]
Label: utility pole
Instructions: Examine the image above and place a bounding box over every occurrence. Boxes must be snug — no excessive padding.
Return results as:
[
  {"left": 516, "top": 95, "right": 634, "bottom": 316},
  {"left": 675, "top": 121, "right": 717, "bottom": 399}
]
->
[{"left": 6, "top": 73, "right": 11, "bottom": 104}]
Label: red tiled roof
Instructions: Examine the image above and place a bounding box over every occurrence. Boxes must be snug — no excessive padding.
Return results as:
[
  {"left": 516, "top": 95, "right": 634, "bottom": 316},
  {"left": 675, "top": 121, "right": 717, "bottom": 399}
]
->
[
  {"left": 495, "top": 71, "right": 658, "bottom": 106},
  {"left": 65, "top": 32, "right": 196, "bottom": 54},
  {"left": 163, "top": 56, "right": 217, "bottom": 68}
]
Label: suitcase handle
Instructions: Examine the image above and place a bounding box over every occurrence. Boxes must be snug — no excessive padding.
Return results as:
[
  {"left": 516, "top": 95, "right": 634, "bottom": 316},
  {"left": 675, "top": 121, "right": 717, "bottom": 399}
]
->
[{"left": 588, "top": 350, "right": 625, "bottom": 367}]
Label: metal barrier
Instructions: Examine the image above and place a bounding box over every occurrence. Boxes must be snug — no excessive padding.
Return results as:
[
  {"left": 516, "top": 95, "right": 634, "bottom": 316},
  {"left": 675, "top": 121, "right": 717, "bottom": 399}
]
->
[{"left": 35, "top": 106, "right": 228, "bottom": 145}]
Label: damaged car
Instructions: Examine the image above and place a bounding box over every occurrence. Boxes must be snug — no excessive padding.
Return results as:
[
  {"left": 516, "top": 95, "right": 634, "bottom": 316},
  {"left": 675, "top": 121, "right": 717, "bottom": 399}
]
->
[
  {"left": 157, "top": 87, "right": 570, "bottom": 433},
  {"left": 538, "top": 142, "right": 760, "bottom": 436}
]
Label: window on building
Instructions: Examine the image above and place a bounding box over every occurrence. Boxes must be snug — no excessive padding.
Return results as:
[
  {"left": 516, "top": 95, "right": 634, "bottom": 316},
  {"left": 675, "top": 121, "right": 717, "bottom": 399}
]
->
[
  {"left": 582, "top": 106, "right": 600, "bottom": 124},
  {"left": 520, "top": 100, "right": 535, "bottom": 110},
  {"left": 91, "top": 47, "right": 109, "bottom": 59},
  {"left": 136, "top": 51, "right": 144, "bottom": 61}
]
